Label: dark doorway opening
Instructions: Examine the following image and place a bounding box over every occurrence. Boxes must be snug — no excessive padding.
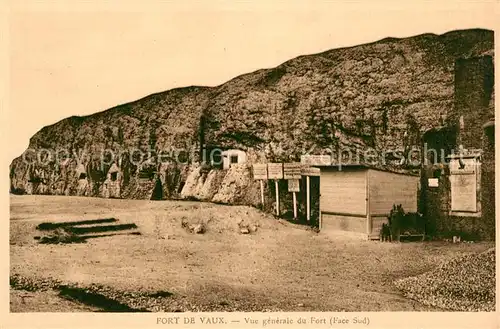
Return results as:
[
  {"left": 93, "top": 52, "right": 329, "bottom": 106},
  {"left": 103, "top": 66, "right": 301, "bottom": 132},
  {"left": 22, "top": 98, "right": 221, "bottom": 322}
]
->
[
  {"left": 110, "top": 172, "right": 118, "bottom": 181},
  {"left": 177, "top": 181, "right": 186, "bottom": 194},
  {"left": 204, "top": 145, "right": 224, "bottom": 169},
  {"left": 151, "top": 178, "right": 164, "bottom": 200},
  {"left": 309, "top": 176, "right": 321, "bottom": 228},
  {"left": 484, "top": 122, "right": 495, "bottom": 149},
  {"left": 422, "top": 127, "right": 457, "bottom": 165},
  {"left": 79, "top": 173, "right": 87, "bottom": 180}
]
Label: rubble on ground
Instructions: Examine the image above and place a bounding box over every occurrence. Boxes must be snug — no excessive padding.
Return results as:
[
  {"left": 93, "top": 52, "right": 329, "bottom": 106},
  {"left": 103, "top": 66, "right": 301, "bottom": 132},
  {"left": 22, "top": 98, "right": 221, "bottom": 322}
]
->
[{"left": 394, "top": 248, "right": 495, "bottom": 311}]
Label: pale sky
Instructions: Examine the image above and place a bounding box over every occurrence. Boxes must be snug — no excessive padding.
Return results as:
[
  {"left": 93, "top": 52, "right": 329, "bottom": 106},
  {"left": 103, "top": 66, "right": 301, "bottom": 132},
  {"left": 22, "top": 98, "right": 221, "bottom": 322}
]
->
[{"left": 4, "top": 0, "right": 498, "bottom": 161}]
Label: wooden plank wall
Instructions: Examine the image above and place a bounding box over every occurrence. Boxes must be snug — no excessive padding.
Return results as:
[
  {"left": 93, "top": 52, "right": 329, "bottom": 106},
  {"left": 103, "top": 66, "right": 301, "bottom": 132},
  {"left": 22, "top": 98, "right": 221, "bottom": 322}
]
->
[
  {"left": 368, "top": 169, "right": 418, "bottom": 215},
  {"left": 320, "top": 168, "right": 367, "bottom": 215},
  {"left": 368, "top": 169, "right": 419, "bottom": 239},
  {"left": 321, "top": 213, "right": 367, "bottom": 235}
]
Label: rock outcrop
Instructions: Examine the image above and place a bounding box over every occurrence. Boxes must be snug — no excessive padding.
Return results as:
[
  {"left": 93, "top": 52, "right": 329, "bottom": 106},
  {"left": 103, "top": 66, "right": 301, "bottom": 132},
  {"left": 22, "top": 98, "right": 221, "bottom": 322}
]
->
[{"left": 9, "top": 29, "right": 494, "bottom": 205}]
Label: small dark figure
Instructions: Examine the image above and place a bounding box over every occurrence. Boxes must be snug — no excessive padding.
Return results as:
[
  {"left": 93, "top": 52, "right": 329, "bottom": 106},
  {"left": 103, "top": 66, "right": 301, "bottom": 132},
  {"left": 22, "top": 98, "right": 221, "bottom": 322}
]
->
[{"left": 380, "top": 223, "right": 392, "bottom": 242}]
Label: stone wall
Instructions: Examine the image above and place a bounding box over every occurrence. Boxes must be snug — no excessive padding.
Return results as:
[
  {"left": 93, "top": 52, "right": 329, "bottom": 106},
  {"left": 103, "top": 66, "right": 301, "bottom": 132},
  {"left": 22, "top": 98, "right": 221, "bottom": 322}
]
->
[
  {"left": 419, "top": 55, "right": 495, "bottom": 240},
  {"left": 421, "top": 164, "right": 492, "bottom": 240},
  {"left": 480, "top": 122, "right": 495, "bottom": 240},
  {"left": 452, "top": 56, "right": 495, "bottom": 149}
]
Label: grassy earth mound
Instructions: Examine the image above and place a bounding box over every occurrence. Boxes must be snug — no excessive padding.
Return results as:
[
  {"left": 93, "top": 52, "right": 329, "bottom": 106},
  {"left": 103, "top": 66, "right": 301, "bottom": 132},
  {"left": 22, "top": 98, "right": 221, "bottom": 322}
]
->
[{"left": 394, "top": 248, "right": 495, "bottom": 312}]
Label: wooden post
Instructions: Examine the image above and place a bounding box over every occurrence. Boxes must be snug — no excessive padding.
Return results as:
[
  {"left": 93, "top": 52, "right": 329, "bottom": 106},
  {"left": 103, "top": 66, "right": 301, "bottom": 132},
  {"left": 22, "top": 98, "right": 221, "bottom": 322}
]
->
[
  {"left": 366, "top": 170, "right": 371, "bottom": 241},
  {"left": 260, "top": 180, "right": 264, "bottom": 207},
  {"left": 306, "top": 175, "right": 310, "bottom": 222},
  {"left": 292, "top": 191, "right": 297, "bottom": 219},
  {"left": 275, "top": 180, "right": 280, "bottom": 216}
]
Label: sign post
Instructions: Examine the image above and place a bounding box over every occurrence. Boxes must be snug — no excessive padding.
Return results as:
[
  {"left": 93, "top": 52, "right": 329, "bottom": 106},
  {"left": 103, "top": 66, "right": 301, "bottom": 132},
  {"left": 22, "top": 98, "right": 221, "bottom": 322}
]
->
[
  {"left": 252, "top": 164, "right": 268, "bottom": 207},
  {"left": 275, "top": 180, "right": 279, "bottom": 216},
  {"left": 284, "top": 163, "right": 302, "bottom": 219},
  {"left": 288, "top": 179, "right": 300, "bottom": 218},
  {"left": 306, "top": 176, "right": 310, "bottom": 221},
  {"left": 260, "top": 180, "right": 265, "bottom": 206},
  {"left": 301, "top": 166, "right": 320, "bottom": 222},
  {"left": 267, "top": 163, "right": 283, "bottom": 216},
  {"left": 293, "top": 191, "right": 297, "bottom": 218}
]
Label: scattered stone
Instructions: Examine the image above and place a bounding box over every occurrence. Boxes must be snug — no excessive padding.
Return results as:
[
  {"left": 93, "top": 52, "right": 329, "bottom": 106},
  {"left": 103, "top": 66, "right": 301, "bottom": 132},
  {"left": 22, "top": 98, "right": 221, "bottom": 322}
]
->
[
  {"left": 394, "top": 248, "right": 495, "bottom": 311},
  {"left": 37, "top": 228, "right": 86, "bottom": 245},
  {"left": 240, "top": 228, "right": 250, "bottom": 234},
  {"left": 192, "top": 224, "right": 205, "bottom": 234}
]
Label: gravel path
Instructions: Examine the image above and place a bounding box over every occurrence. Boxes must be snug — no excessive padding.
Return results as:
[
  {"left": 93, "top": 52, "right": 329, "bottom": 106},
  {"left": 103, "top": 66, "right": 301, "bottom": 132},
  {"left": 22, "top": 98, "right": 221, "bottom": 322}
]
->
[{"left": 394, "top": 248, "right": 495, "bottom": 312}]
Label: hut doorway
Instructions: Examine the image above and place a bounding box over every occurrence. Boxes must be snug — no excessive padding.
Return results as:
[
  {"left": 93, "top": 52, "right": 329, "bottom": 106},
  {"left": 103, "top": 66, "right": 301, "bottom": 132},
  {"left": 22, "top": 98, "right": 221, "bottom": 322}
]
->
[
  {"left": 150, "top": 178, "right": 164, "bottom": 200},
  {"left": 309, "top": 175, "right": 321, "bottom": 228}
]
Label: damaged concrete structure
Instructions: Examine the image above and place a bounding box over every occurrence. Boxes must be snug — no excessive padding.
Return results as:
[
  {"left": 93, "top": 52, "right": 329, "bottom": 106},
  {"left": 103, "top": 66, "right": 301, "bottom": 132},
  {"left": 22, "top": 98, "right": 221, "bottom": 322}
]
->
[
  {"left": 420, "top": 55, "right": 495, "bottom": 240},
  {"left": 221, "top": 149, "right": 247, "bottom": 170},
  {"left": 102, "top": 163, "right": 121, "bottom": 198}
]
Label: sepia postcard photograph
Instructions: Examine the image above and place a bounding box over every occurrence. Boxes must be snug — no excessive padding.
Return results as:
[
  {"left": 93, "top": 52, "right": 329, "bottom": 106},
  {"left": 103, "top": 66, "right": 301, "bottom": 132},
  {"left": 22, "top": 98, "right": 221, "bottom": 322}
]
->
[{"left": 1, "top": 0, "right": 498, "bottom": 328}]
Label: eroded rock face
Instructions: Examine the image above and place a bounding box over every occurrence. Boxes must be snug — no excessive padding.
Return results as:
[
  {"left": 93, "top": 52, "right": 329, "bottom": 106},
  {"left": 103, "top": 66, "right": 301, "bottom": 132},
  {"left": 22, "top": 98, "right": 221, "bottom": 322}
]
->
[{"left": 9, "top": 29, "right": 494, "bottom": 202}]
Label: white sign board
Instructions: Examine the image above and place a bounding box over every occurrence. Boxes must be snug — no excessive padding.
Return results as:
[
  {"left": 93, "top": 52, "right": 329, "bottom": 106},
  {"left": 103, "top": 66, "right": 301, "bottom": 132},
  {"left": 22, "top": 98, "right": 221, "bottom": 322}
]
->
[
  {"left": 428, "top": 178, "right": 439, "bottom": 188},
  {"left": 301, "top": 167, "right": 321, "bottom": 177},
  {"left": 283, "top": 163, "right": 302, "bottom": 180},
  {"left": 288, "top": 179, "right": 300, "bottom": 192},
  {"left": 449, "top": 158, "right": 477, "bottom": 212},
  {"left": 301, "top": 155, "right": 332, "bottom": 166},
  {"left": 450, "top": 174, "right": 477, "bottom": 212},
  {"left": 267, "top": 163, "right": 283, "bottom": 180},
  {"left": 252, "top": 164, "right": 268, "bottom": 180}
]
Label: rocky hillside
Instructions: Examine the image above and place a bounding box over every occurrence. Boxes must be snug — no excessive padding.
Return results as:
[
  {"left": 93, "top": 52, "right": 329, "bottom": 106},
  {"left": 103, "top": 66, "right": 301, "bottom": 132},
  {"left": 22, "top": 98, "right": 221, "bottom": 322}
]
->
[{"left": 10, "top": 28, "right": 494, "bottom": 207}]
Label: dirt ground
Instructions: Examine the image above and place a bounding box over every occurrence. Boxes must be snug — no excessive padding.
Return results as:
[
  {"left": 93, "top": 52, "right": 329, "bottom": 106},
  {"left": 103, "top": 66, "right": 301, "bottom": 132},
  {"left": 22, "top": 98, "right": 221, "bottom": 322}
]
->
[{"left": 9, "top": 195, "right": 494, "bottom": 312}]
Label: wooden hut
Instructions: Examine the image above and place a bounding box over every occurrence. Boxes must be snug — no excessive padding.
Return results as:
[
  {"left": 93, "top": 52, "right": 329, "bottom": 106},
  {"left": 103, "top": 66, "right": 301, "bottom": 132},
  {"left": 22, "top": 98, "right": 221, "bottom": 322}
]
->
[{"left": 318, "top": 165, "right": 419, "bottom": 240}]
